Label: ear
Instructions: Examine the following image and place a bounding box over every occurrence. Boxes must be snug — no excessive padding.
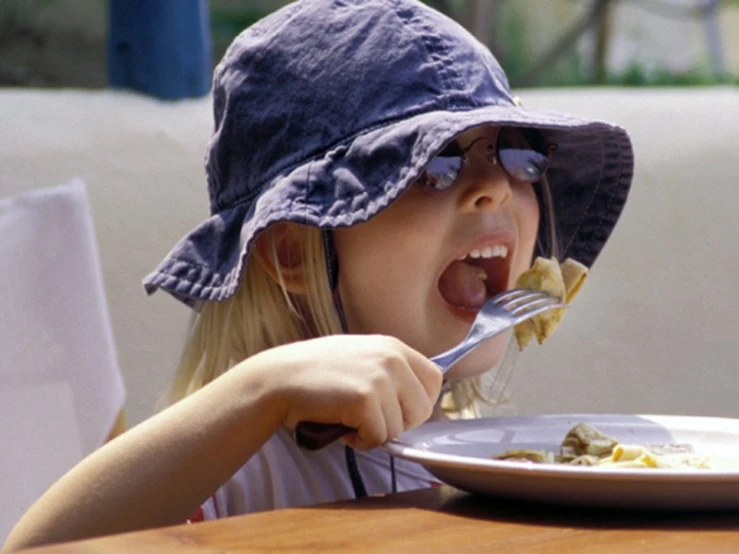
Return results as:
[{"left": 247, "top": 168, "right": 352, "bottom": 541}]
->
[{"left": 252, "top": 223, "right": 309, "bottom": 295}]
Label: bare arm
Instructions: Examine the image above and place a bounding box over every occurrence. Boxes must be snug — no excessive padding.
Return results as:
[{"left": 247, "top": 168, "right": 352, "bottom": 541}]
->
[
  {"left": 3, "top": 356, "right": 282, "bottom": 551},
  {"left": 3, "top": 335, "right": 442, "bottom": 551}
]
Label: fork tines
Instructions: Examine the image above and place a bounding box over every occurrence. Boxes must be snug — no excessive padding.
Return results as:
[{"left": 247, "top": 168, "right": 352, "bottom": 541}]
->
[{"left": 495, "top": 289, "right": 564, "bottom": 314}]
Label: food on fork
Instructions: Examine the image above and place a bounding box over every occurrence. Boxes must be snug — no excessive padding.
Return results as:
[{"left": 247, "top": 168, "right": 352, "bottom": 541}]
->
[
  {"left": 560, "top": 258, "right": 588, "bottom": 303},
  {"left": 513, "top": 257, "right": 588, "bottom": 349}
]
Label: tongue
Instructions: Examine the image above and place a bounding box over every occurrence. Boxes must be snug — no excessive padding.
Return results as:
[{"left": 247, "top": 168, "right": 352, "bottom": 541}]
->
[{"left": 438, "top": 260, "right": 488, "bottom": 310}]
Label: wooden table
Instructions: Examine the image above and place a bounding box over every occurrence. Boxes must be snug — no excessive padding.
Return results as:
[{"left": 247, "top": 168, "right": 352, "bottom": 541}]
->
[{"left": 21, "top": 485, "right": 739, "bottom": 553}]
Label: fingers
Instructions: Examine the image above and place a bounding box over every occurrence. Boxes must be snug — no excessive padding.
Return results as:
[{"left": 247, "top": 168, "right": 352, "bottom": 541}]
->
[
  {"left": 338, "top": 368, "right": 401, "bottom": 449},
  {"left": 256, "top": 334, "right": 443, "bottom": 450},
  {"left": 399, "top": 345, "right": 444, "bottom": 418},
  {"left": 348, "top": 337, "right": 443, "bottom": 450}
]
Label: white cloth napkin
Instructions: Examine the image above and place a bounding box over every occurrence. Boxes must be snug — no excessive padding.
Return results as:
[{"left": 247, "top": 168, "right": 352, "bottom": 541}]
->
[{"left": 0, "top": 179, "right": 125, "bottom": 542}]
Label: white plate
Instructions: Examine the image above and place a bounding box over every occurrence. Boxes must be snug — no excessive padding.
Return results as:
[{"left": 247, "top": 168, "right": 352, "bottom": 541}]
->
[{"left": 384, "top": 414, "right": 739, "bottom": 510}]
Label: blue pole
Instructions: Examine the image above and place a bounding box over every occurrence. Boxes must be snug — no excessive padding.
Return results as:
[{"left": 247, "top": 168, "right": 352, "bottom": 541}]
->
[{"left": 108, "top": 0, "right": 212, "bottom": 100}]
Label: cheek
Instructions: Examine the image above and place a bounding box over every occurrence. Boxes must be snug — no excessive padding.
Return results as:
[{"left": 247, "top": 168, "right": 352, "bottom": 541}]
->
[
  {"left": 332, "top": 215, "right": 429, "bottom": 334},
  {"left": 334, "top": 189, "right": 442, "bottom": 285}
]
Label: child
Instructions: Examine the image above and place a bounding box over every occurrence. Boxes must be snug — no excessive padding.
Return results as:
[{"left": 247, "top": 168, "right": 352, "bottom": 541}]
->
[{"left": 4, "top": 0, "right": 632, "bottom": 549}]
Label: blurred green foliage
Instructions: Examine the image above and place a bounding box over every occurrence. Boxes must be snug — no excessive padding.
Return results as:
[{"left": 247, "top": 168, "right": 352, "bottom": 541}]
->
[
  {"left": 607, "top": 61, "right": 738, "bottom": 86},
  {"left": 3, "top": 0, "right": 733, "bottom": 88},
  {"left": 0, "top": 0, "right": 53, "bottom": 34},
  {"left": 210, "top": 5, "right": 270, "bottom": 59},
  {"left": 207, "top": 0, "right": 737, "bottom": 88}
]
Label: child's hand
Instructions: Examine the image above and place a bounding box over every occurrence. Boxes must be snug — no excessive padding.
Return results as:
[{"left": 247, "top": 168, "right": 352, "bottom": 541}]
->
[{"left": 246, "top": 335, "right": 443, "bottom": 450}]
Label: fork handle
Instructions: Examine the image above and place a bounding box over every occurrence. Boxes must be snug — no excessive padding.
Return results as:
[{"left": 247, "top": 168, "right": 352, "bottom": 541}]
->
[
  {"left": 294, "top": 421, "right": 355, "bottom": 450},
  {"left": 429, "top": 342, "right": 478, "bottom": 373}
]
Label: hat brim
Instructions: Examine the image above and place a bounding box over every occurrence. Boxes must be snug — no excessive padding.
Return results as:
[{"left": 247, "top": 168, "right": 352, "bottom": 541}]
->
[{"left": 143, "top": 105, "right": 632, "bottom": 306}]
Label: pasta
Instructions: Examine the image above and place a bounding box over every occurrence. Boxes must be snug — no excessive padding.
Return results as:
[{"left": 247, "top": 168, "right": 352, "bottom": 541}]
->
[
  {"left": 513, "top": 257, "right": 588, "bottom": 350},
  {"left": 492, "top": 423, "right": 712, "bottom": 469}
]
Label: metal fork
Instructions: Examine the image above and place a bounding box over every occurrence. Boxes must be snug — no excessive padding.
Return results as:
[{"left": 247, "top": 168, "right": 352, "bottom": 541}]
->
[
  {"left": 429, "top": 288, "right": 566, "bottom": 372},
  {"left": 295, "top": 289, "right": 566, "bottom": 450}
]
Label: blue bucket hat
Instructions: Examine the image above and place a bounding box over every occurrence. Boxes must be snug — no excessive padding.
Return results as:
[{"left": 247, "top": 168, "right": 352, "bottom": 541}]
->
[{"left": 143, "top": 0, "right": 633, "bottom": 306}]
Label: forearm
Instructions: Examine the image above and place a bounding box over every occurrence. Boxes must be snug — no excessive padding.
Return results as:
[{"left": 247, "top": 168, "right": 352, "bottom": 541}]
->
[
  {"left": 4, "top": 334, "right": 442, "bottom": 551},
  {"left": 3, "top": 361, "right": 281, "bottom": 551}
]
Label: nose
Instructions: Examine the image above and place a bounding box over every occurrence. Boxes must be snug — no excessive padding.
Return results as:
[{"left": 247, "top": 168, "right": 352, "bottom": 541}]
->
[{"left": 458, "top": 142, "right": 512, "bottom": 211}]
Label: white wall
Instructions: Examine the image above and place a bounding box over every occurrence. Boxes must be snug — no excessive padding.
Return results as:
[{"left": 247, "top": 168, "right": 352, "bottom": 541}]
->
[
  {"left": 1, "top": 86, "right": 738, "bottom": 426},
  {"left": 510, "top": 87, "right": 739, "bottom": 418},
  {"left": 1, "top": 89, "right": 211, "bottom": 425}
]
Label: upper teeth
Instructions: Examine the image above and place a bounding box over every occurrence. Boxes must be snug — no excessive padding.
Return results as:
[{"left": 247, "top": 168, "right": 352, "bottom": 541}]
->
[{"left": 459, "top": 245, "right": 508, "bottom": 260}]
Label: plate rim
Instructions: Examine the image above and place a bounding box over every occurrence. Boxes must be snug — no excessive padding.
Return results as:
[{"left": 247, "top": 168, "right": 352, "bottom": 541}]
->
[{"left": 383, "top": 413, "right": 739, "bottom": 481}]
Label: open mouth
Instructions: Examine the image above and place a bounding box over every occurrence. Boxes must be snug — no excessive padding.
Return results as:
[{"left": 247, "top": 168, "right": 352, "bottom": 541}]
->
[{"left": 438, "top": 244, "right": 512, "bottom": 312}]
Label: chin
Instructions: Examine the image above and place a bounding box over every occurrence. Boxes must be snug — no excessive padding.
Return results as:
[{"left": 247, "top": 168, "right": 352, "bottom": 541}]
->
[{"left": 442, "top": 333, "right": 510, "bottom": 380}]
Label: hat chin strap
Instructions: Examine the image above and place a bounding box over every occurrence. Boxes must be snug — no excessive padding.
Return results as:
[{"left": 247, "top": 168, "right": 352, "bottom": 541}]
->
[
  {"left": 321, "top": 229, "right": 372, "bottom": 497},
  {"left": 321, "top": 230, "right": 349, "bottom": 333}
]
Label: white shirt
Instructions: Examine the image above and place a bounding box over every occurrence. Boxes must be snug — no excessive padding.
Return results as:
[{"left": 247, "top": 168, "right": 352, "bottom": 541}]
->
[{"left": 201, "top": 428, "right": 438, "bottom": 519}]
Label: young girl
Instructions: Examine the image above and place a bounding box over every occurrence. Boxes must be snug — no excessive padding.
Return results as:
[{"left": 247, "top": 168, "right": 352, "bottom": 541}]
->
[{"left": 4, "top": 0, "right": 632, "bottom": 549}]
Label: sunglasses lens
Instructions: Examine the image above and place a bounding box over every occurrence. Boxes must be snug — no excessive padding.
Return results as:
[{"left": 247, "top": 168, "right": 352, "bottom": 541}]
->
[
  {"left": 498, "top": 127, "right": 550, "bottom": 182},
  {"left": 417, "top": 145, "right": 463, "bottom": 192}
]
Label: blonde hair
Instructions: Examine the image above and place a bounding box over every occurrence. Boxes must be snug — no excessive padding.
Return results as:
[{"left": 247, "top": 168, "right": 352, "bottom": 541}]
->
[
  {"left": 169, "top": 224, "right": 342, "bottom": 403},
  {"left": 170, "top": 175, "right": 559, "bottom": 418}
]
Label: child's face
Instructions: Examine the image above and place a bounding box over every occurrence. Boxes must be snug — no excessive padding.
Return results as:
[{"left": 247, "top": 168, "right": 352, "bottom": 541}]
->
[{"left": 333, "top": 126, "right": 540, "bottom": 379}]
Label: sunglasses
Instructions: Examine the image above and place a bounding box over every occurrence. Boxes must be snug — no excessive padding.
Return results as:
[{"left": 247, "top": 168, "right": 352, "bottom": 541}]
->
[{"left": 416, "top": 127, "right": 556, "bottom": 192}]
